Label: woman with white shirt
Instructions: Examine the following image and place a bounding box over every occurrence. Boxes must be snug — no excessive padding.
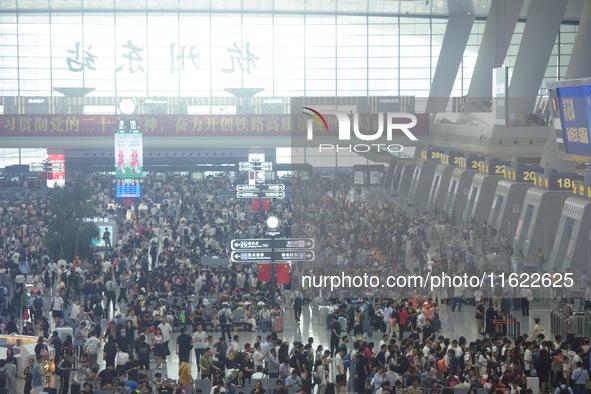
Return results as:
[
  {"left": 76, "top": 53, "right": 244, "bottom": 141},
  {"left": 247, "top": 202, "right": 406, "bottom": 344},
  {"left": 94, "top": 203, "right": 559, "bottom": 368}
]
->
[
  {"left": 244, "top": 306, "right": 257, "bottom": 332},
  {"left": 478, "top": 348, "right": 491, "bottom": 376},
  {"left": 253, "top": 342, "right": 265, "bottom": 373},
  {"left": 69, "top": 299, "right": 81, "bottom": 328},
  {"left": 314, "top": 359, "right": 327, "bottom": 394},
  {"left": 531, "top": 317, "right": 545, "bottom": 339}
]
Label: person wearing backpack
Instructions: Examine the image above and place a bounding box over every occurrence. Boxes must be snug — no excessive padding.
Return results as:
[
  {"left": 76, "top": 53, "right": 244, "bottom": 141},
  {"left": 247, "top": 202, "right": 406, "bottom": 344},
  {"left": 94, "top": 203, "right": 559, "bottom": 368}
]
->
[
  {"left": 218, "top": 304, "right": 233, "bottom": 342},
  {"left": 136, "top": 335, "right": 152, "bottom": 375},
  {"left": 31, "top": 291, "right": 44, "bottom": 326},
  {"left": 554, "top": 377, "right": 574, "bottom": 394},
  {"left": 85, "top": 332, "right": 102, "bottom": 370}
]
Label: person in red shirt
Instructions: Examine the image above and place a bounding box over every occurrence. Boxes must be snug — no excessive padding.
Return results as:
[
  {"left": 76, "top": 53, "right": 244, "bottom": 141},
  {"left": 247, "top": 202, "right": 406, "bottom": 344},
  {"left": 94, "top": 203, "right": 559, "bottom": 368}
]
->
[
  {"left": 72, "top": 256, "right": 81, "bottom": 268},
  {"left": 398, "top": 306, "right": 408, "bottom": 340}
]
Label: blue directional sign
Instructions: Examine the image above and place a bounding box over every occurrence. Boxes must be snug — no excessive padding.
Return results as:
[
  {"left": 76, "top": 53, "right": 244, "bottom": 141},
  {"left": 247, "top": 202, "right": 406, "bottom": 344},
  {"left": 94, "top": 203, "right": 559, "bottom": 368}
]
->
[{"left": 231, "top": 239, "right": 273, "bottom": 250}]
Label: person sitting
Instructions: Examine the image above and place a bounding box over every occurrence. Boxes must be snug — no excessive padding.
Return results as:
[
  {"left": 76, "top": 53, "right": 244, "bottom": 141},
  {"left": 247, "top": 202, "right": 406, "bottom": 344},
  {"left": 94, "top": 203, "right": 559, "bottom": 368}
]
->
[
  {"left": 251, "top": 380, "right": 266, "bottom": 394},
  {"left": 244, "top": 306, "right": 257, "bottom": 332},
  {"left": 273, "top": 379, "right": 287, "bottom": 394},
  {"left": 230, "top": 370, "right": 246, "bottom": 389},
  {"left": 285, "top": 370, "right": 302, "bottom": 392}
]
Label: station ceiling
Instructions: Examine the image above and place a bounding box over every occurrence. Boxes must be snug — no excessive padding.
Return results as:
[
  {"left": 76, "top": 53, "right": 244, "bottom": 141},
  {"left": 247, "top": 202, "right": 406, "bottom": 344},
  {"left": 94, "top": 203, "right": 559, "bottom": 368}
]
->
[{"left": 0, "top": 0, "right": 584, "bottom": 23}]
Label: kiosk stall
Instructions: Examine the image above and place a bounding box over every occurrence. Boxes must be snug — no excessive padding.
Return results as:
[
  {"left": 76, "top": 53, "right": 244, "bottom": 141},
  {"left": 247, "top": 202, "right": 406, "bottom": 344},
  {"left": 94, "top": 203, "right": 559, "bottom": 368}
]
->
[
  {"left": 513, "top": 173, "right": 581, "bottom": 258},
  {"left": 548, "top": 190, "right": 591, "bottom": 274},
  {"left": 408, "top": 156, "right": 440, "bottom": 208}
]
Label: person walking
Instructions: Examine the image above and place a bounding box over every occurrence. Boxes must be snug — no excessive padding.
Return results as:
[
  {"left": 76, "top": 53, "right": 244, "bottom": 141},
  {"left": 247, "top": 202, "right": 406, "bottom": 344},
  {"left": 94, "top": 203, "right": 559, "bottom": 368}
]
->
[
  {"left": 571, "top": 361, "right": 588, "bottom": 394},
  {"left": 330, "top": 316, "right": 341, "bottom": 357},
  {"left": 218, "top": 303, "right": 233, "bottom": 343},
  {"left": 31, "top": 357, "right": 43, "bottom": 394},
  {"left": 178, "top": 358, "right": 194, "bottom": 392},
  {"left": 192, "top": 324, "right": 207, "bottom": 372},
  {"left": 521, "top": 288, "right": 532, "bottom": 316},
  {"left": 566, "top": 310, "right": 577, "bottom": 348},
  {"left": 85, "top": 332, "right": 102, "bottom": 370},
  {"left": 157, "top": 317, "right": 174, "bottom": 363},
  {"left": 0, "top": 359, "right": 8, "bottom": 394},
  {"left": 451, "top": 281, "right": 464, "bottom": 312},
  {"left": 23, "top": 358, "right": 33, "bottom": 394},
  {"left": 475, "top": 299, "right": 485, "bottom": 335},
  {"left": 56, "top": 350, "right": 73, "bottom": 394},
  {"left": 294, "top": 296, "right": 303, "bottom": 322}
]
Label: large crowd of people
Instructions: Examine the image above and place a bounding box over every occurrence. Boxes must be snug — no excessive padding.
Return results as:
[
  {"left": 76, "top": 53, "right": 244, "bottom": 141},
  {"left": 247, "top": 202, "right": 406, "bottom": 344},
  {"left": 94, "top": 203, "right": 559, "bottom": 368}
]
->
[{"left": 0, "top": 172, "right": 586, "bottom": 394}]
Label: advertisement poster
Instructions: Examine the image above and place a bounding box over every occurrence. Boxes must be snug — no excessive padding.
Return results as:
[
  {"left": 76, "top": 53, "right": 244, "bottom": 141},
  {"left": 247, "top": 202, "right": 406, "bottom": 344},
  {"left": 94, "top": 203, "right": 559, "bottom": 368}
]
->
[
  {"left": 46, "top": 153, "right": 65, "bottom": 188},
  {"left": 114, "top": 133, "right": 143, "bottom": 178}
]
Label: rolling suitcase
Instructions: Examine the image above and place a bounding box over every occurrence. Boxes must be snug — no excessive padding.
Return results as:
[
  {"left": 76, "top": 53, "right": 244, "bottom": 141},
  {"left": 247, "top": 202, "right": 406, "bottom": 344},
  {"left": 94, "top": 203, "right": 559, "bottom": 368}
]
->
[
  {"left": 526, "top": 377, "right": 539, "bottom": 394},
  {"left": 274, "top": 315, "right": 284, "bottom": 332},
  {"left": 326, "top": 382, "right": 336, "bottom": 394}
]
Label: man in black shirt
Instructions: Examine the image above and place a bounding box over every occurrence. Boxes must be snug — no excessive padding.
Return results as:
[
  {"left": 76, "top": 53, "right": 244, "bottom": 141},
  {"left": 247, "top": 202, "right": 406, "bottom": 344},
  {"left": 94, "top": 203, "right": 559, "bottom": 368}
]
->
[
  {"left": 103, "top": 228, "right": 111, "bottom": 249},
  {"left": 98, "top": 364, "right": 117, "bottom": 389},
  {"left": 57, "top": 350, "right": 73, "bottom": 394},
  {"left": 156, "top": 379, "right": 174, "bottom": 394},
  {"left": 294, "top": 297, "right": 302, "bottom": 322},
  {"left": 124, "top": 354, "right": 141, "bottom": 382},
  {"left": 238, "top": 352, "right": 255, "bottom": 379},
  {"left": 356, "top": 346, "right": 370, "bottom": 393},
  {"left": 408, "top": 327, "right": 421, "bottom": 349},
  {"left": 175, "top": 327, "right": 193, "bottom": 363},
  {"left": 475, "top": 300, "right": 485, "bottom": 335},
  {"left": 330, "top": 316, "right": 341, "bottom": 356},
  {"left": 375, "top": 344, "right": 387, "bottom": 369}
]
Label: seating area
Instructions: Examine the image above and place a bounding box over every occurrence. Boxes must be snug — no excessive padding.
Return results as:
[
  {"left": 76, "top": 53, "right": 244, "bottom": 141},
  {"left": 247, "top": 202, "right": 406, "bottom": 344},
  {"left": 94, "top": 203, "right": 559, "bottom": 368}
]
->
[{"left": 193, "top": 377, "right": 300, "bottom": 394}]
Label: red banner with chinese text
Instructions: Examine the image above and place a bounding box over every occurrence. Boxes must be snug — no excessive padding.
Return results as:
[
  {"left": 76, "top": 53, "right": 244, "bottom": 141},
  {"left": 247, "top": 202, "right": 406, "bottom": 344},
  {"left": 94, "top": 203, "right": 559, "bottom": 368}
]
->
[{"left": 0, "top": 113, "right": 430, "bottom": 138}]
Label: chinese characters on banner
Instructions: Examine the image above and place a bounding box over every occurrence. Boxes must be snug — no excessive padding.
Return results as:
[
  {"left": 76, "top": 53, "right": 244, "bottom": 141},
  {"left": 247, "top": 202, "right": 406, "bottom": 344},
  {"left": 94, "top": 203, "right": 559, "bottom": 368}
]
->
[
  {"left": 0, "top": 114, "right": 293, "bottom": 136},
  {"left": 0, "top": 114, "right": 431, "bottom": 137},
  {"left": 556, "top": 85, "right": 591, "bottom": 156},
  {"left": 66, "top": 39, "right": 258, "bottom": 75}
]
